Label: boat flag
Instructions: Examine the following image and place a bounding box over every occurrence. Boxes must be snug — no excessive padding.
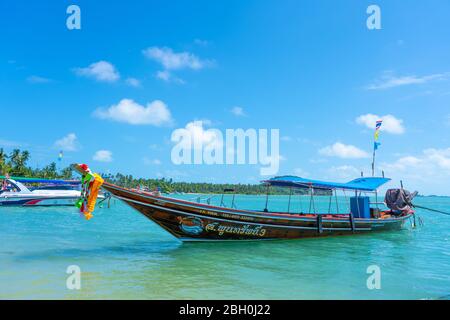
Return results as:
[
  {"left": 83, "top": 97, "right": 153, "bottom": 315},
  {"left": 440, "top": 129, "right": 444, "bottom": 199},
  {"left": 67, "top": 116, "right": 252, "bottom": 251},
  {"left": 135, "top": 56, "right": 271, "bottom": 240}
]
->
[
  {"left": 374, "top": 141, "right": 381, "bottom": 150},
  {"left": 372, "top": 120, "right": 383, "bottom": 176},
  {"left": 375, "top": 120, "right": 383, "bottom": 130},
  {"left": 374, "top": 120, "right": 382, "bottom": 149}
]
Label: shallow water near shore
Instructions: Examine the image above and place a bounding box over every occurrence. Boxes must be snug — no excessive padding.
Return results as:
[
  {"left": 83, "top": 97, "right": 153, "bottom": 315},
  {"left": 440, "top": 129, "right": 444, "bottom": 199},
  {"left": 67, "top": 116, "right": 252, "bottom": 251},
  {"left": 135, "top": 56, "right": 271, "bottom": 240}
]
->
[{"left": 1, "top": 195, "right": 449, "bottom": 300}]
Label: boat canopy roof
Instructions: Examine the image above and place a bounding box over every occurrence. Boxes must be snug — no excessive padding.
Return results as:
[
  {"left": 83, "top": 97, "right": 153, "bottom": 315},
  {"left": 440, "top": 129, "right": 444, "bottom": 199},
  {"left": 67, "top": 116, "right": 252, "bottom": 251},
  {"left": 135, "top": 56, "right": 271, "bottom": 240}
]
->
[
  {"left": 263, "top": 176, "right": 391, "bottom": 192},
  {"left": 0, "top": 176, "right": 80, "bottom": 185}
]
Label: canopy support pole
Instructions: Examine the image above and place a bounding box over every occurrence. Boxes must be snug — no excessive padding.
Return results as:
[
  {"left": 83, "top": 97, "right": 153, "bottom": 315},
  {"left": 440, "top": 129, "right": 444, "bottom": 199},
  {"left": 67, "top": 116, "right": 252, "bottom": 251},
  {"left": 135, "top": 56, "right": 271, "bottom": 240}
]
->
[
  {"left": 355, "top": 190, "right": 361, "bottom": 218},
  {"left": 335, "top": 189, "right": 340, "bottom": 214},
  {"left": 299, "top": 192, "right": 303, "bottom": 214},
  {"left": 328, "top": 191, "right": 333, "bottom": 214},
  {"left": 349, "top": 212, "right": 355, "bottom": 233},
  {"left": 287, "top": 187, "right": 292, "bottom": 214},
  {"left": 220, "top": 193, "right": 225, "bottom": 207},
  {"left": 231, "top": 193, "right": 236, "bottom": 209},
  {"left": 343, "top": 189, "right": 349, "bottom": 214},
  {"left": 375, "top": 190, "right": 379, "bottom": 212},
  {"left": 317, "top": 215, "right": 323, "bottom": 234},
  {"left": 264, "top": 184, "right": 270, "bottom": 212},
  {"left": 309, "top": 184, "right": 316, "bottom": 214}
]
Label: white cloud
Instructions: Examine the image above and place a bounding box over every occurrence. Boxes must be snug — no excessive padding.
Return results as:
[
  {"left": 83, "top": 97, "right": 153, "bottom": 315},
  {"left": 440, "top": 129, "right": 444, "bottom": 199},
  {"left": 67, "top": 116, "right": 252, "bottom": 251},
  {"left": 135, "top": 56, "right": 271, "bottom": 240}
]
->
[
  {"left": 281, "top": 136, "right": 293, "bottom": 142},
  {"left": 93, "top": 150, "right": 113, "bottom": 162},
  {"left": 0, "top": 138, "right": 23, "bottom": 147},
  {"left": 366, "top": 71, "right": 447, "bottom": 90},
  {"left": 326, "top": 165, "right": 361, "bottom": 180},
  {"left": 293, "top": 168, "right": 309, "bottom": 177},
  {"left": 230, "top": 106, "right": 245, "bottom": 117},
  {"left": 194, "top": 39, "right": 209, "bottom": 46},
  {"left": 143, "top": 157, "right": 162, "bottom": 165},
  {"left": 423, "top": 148, "right": 450, "bottom": 170},
  {"left": 54, "top": 133, "right": 79, "bottom": 151},
  {"left": 383, "top": 149, "right": 450, "bottom": 173},
  {"left": 74, "top": 61, "right": 120, "bottom": 82},
  {"left": 27, "top": 75, "right": 52, "bottom": 84},
  {"left": 155, "top": 70, "right": 185, "bottom": 84},
  {"left": 385, "top": 156, "right": 423, "bottom": 171},
  {"left": 149, "top": 144, "right": 160, "bottom": 150},
  {"left": 125, "top": 77, "right": 141, "bottom": 87},
  {"left": 156, "top": 70, "right": 171, "bottom": 81},
  {"left": 156, "top": 169, "right": 189, "bottom": 179},
  {"left": 143, "top": 46, "right": 211, "bottom": 70},
  {"left": 380, "top": 148, "right": 450, "bottom": 195},
  {"left": 171, "top": 120, "right": 222, "bottom": 150},
  {"left": 356, "top": 114, "right": 405, "bottom": 134},
  {"left": 94, "top": 99, "right": 173, "bottom": 126},
  {"left": 319, "top": 142, "right": 370, "bottom": 159}
]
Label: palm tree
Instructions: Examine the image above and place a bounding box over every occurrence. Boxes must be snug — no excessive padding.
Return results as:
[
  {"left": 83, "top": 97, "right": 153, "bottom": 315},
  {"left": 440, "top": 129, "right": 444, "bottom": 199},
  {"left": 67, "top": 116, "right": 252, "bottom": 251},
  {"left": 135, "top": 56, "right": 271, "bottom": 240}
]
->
[
  {"left": 21, "top": 151, "right": 30, "bottom": 165},
  {"left": 8, "top": 149, "right": 31, "bottom": 176},
  {"left": 60, "top": 167, "right": 73, "bottom": 179},
  {"left": 0, "top": 148, "right": 9, "bottom": 175},
  {"left": 42, "top": 162, "right": 58, "bottom": 179}
]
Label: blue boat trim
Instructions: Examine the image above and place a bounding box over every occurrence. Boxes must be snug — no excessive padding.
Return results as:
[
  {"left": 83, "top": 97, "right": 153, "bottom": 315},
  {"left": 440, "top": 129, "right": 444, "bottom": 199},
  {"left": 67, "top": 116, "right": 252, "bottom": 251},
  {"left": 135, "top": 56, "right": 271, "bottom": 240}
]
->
[{"left": 264, "top": 176, "right": 391, "bottom": 191}]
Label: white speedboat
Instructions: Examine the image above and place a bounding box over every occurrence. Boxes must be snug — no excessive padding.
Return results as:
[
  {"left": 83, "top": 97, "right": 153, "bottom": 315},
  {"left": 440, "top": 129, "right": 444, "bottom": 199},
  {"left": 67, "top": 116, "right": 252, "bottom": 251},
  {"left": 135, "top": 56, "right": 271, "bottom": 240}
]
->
[{"left": 0, "top": 178, "right": 83, "bottom": 207}]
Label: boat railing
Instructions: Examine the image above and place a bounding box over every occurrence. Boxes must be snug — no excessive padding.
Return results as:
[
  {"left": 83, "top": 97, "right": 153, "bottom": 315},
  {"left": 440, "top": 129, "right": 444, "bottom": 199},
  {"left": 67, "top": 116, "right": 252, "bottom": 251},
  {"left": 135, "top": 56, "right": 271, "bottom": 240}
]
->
[
  {"left": 187, "top": 194, "right": 240, "bottom": 208},
  {"left": 190, "top": 195, "right": 218, "bottom": 205},
  {"left": 220, "top": 189, "right": 237, "bottom": 209}
]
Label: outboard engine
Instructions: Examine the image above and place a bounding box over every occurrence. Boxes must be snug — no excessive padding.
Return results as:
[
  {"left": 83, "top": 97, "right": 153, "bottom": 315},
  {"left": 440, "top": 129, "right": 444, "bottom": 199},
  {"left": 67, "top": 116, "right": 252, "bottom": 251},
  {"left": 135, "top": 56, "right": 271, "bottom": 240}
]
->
[{"left": 385, "top": 189, "right": 418, "bottom": 215}]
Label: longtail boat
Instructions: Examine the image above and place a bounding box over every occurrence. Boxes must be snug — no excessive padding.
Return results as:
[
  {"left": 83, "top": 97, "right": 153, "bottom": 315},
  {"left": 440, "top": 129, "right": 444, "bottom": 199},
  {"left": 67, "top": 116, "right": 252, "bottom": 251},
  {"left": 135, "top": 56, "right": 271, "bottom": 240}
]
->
[{"left": 72, "top": 164, "right": 416, "bottom": 242}]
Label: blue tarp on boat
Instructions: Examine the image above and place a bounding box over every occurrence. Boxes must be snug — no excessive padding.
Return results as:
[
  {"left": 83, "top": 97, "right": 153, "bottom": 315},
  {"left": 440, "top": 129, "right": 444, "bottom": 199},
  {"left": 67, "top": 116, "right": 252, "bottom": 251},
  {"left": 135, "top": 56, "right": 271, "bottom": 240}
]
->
[{"left": 264, "top": 176, "right": 391, "bottom": 191}]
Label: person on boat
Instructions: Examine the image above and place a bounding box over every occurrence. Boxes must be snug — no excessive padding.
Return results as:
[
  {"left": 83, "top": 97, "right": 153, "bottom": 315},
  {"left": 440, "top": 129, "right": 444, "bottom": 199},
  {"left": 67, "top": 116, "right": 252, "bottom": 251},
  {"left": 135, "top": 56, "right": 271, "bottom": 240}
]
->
[{"left": 1, "top": 174, "right": 11, "bottom": 191}]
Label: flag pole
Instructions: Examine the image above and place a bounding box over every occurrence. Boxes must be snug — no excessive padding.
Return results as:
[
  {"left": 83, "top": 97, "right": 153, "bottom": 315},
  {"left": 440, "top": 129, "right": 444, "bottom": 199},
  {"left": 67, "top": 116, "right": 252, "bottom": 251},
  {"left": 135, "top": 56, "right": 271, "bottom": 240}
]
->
[
  {"left": 371, "top": 147, "right": 376, "bottom": 177},
  {"left": 58, "top": 151, "right": 63, "bottom": 174}
]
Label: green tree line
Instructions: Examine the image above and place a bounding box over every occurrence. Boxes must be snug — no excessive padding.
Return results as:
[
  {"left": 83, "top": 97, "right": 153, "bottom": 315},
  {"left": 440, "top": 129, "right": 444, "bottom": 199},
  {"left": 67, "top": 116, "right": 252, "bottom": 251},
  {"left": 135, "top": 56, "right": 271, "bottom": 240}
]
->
[
  {"left": 101, "top": 172, "right": 283, "bottom": 194},
  {"left": 0, "top": 148, "right": 72, "bottom": 179}
]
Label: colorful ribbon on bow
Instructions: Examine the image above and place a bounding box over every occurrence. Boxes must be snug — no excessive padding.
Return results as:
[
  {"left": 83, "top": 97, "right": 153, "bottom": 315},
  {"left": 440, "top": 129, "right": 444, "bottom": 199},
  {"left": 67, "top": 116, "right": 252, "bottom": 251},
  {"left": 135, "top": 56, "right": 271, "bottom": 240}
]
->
[{"left": 75, "top": 164, "right": 104, "bottom": 220}]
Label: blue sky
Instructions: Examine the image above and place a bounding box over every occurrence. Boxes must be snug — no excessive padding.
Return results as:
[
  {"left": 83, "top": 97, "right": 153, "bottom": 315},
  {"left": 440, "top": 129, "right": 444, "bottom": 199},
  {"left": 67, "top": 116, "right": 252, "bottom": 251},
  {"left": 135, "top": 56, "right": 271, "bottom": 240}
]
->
[{"left": 1, "top": 0, "right": 450, "bottom": 195}]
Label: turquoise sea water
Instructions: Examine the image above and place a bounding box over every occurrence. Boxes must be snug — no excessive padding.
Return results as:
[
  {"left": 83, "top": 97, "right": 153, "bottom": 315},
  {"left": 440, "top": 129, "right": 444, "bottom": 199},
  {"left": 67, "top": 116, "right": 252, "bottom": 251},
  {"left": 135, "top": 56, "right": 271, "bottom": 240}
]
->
[{"left": 0, "top": 194, "right": 449, "bottom": 300}]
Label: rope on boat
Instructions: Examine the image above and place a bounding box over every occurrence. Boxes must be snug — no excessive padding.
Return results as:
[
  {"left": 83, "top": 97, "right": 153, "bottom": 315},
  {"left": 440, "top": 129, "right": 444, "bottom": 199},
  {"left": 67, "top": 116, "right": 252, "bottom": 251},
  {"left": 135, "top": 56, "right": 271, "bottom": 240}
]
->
[
  {"left": 418, "top": 216, "right": 424, "bottom": 227},
  {"left": 412, "top": 204, "right": 450, "bottom": 216},
  {"left": 98, "top": 192, "right": 112, "bottom": 208}
]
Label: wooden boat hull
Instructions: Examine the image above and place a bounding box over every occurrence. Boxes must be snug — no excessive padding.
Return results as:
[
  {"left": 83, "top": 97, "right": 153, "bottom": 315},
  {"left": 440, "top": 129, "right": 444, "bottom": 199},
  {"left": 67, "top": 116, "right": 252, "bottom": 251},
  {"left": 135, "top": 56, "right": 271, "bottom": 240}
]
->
[{"left": 102, "top": 183, "right": 412, "bottom": 242}]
